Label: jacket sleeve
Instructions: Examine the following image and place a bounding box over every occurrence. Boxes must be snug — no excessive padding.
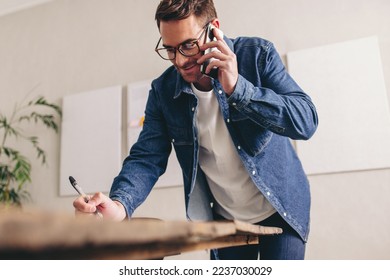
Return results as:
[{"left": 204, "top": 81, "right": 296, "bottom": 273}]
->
[
  {"left": 109, "top": 84, "right": 171, "bottom": 218},
  {"left": 227, "top": 42, "right": 318, "bottom": 140}
]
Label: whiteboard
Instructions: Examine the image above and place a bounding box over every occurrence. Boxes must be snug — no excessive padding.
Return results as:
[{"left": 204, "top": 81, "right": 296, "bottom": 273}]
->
[
  {"left": 59, "top": 86, "right": 122, "bottom": 196},
  {"left": 127, "top": 80, "right": 182, "bottom": 188},
  {"left": 287, "top": 36, "right": 390, "bottom": 175}
]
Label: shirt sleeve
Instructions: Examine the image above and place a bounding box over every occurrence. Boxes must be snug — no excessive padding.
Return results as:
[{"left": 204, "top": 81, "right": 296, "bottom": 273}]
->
[
  {"left": 109, "top": 84, "right": 171, "bottom": 218},
  {"left": 227, "top": 42, "right": 318, "bottom": 140}
]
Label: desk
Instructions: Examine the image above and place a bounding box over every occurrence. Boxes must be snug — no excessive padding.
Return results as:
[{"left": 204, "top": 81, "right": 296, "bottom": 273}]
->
[{"left": 0, "top": 210, "right": 282, "bottom": 260}]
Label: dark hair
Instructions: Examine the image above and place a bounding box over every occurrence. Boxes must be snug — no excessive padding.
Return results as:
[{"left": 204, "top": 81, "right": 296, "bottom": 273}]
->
[{"left": 155, "top": 0, "right": 218, "bottom": 29}]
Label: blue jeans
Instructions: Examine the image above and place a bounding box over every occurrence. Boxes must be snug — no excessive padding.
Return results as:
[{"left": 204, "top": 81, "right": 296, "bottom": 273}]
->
[{"left": 211, "top": 212, "right": 306, "bottom": 260}]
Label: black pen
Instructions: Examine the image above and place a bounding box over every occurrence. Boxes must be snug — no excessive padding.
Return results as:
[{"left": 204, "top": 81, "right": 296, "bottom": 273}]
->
[{"left": 69, "top": 176, "right": 103, "bottom": 218}]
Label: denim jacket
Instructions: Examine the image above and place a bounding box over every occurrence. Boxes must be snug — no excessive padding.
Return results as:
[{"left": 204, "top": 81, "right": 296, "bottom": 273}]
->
[{"left": 110, "top": 36, "right": 318, "bottom": 242}]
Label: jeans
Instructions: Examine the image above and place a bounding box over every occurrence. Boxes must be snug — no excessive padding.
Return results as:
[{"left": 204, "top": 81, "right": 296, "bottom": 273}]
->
[{"left": 211, "top": 212, "right": 306, "bottom": 260}]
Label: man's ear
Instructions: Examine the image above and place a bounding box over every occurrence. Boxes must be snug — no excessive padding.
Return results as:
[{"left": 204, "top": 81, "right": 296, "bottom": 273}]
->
[{"left": 210, "top": 18, "right": 220, "bottom": 29}]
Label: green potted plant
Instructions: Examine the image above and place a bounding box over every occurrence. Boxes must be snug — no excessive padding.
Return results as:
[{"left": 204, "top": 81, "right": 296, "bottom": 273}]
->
[{"left": 0, "top": 95, "right": 62, "bottom": 207}]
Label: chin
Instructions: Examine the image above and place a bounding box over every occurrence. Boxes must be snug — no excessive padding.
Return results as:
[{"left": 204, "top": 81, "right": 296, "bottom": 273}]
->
[{"left": 181, "top": 72, "right": 202, "bottom": 84}]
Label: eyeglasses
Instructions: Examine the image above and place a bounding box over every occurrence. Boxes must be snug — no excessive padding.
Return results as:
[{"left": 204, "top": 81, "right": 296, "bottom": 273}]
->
[{"left": 155, "top": 24, "right": 208, "bottom": 61}]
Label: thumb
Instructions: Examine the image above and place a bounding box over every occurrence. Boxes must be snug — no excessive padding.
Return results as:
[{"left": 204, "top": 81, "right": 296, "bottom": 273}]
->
[{"left": 88, "top": 192, "right": 106, "bottom": 209}]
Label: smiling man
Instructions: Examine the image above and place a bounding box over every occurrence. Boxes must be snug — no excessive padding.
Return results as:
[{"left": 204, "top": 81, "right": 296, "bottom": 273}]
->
[{"left": 73, "top": 0, "right": 318, "bottom": 260}]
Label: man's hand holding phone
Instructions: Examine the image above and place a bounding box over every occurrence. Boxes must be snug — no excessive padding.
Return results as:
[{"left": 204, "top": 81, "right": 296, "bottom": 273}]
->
[{"left": 198, "top": 24, "right": 238, "bottom": 96}]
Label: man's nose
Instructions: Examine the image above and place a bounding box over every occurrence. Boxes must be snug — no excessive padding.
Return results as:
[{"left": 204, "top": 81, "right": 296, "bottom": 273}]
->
[{"left": 173, "top": 51, "right": 190, "bottom": 67}]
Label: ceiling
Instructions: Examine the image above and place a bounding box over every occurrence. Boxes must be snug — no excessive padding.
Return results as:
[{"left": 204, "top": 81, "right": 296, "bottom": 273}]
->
[{"left": 0, "top": 0, "right": 55, "bottom": 17}]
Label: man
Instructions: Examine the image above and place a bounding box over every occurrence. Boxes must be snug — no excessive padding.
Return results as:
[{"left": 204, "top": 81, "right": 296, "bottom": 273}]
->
[{"left": 73, "top": 0, "right": 318, "bottom": 260}]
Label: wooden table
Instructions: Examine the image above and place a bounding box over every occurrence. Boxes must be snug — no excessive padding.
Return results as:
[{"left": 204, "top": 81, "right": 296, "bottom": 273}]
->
[{"left": 0, "top": 209, "right": 282, "bottom": 260}]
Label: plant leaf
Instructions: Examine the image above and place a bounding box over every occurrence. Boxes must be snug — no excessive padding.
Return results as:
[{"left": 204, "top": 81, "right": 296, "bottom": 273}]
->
[
  {"left": 1, "top": 94, "right": 62, "bottom": 205},
  {"left": 12, "top": 155, "right": 31, "bottom": 187},
  {"left": 33, "top": 96, "right": 62, "bottom": 117}
]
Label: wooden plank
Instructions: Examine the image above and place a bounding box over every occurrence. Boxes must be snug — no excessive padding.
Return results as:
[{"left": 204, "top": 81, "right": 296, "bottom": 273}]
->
[
  {"left": 0, "top": 209, "right": 282, "bottom": 260},
  {"left": 233, "top": 220, "right": 283, "bottom": 235},
  {"left": 0, "top": 211, "right": 236, "bottom": 250}
]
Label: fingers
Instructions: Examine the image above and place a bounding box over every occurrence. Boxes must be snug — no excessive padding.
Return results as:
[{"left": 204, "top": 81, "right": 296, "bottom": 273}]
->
[
  {"left": 72, "top": 192, "right": 126, "bottom": 221},
  {"left": 73, "top": 192, "right": 104, "bottom": 216},
  {"left": 197, "top": 27, "right": 235, "bottom": 71},
  {"left": 199, "top": 28, "right": 229, "bottom": 55},
  {"left": 73, "top": 196, "right": 93, "bottom": 212},
  {"left": 198, "top": 29, "right": 238, "bottom": 95},
  {"left": 212, "top": 26, "right": 224, "bottom": 41},
  {"left": 88, "top": 192, "right": 106, "bottom": 209},
  {"left": 197, "top": 43, "right": 229, "bottom": 75}
]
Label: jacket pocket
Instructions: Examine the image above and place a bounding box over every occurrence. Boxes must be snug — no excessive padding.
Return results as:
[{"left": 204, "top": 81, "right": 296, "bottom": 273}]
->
[
  {"left": 167, "top": 125, "right": 193, "bottom": 146},
  {"left": 231, "top": 109, "right": 273, "bottom": 157}
]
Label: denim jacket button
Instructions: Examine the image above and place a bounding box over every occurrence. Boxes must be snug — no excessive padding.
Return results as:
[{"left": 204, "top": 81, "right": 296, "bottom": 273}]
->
[
  {"left": 232, "top": 102, "right": 237, "bottom": 106},
  {"left": 192, "top": 107, "right": 195, "bottom": 112},
  {"left": 283, "top": 212, "right": 287, "bottom": 217},
  {"left": 227, "top": 118, "right": 230, "bottom": 123},
  {"left": 237, "top": 146, "right": 241, "bottom": 150},
  {"left": 218, "top": 90, "right": 223, "bottom": 94},
  {"left": 267, "top": 191, "right": 271, "bottom": 196},
  {"left": 252, "top": 170, "right": 256, "bottom": 175}
]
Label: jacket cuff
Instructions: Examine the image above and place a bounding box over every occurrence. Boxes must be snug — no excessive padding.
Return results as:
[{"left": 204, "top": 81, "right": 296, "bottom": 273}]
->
[
  {"left": 227, "top": 74, "right": 254, "bottom": 109},
  {"left": 109, "top": 191, "right": 134, "bottom": 219}
]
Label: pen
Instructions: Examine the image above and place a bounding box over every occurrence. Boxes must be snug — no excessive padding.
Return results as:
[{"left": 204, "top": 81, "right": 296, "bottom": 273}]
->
[{"left": 69, "top": 176, "right": 103, "bottom": 218}]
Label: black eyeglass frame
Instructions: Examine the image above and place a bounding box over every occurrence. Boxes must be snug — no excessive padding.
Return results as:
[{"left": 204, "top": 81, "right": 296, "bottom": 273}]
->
[{"left": 154, "top": 23, "right": 210, "bottom": 61}]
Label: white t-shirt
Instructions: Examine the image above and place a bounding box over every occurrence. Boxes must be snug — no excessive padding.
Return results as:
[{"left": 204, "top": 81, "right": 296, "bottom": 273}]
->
[{"left": 192, "top": 84, "right": 276, "bottom": 223}]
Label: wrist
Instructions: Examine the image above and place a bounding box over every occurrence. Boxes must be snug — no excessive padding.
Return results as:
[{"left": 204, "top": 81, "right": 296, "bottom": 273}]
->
[{"left": 113, "top": 200, "right": 127, "bottom": 221}]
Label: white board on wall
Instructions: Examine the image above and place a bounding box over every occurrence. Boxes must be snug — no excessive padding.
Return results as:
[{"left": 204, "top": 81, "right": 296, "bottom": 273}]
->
[
  {"left": 287, "top": 36, "right": 390, "bottom": 175},
  {"left": 59, "top": 86, "right": 122, "bottom": 196},
  {"left": 127, "top": 80, "right": 182, "bottom": 188}
]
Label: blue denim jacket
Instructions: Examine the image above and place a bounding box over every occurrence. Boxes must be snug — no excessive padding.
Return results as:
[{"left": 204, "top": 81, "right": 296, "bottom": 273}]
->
[{"left": 110, "top": 36, "right": 318, "bottom": 242}]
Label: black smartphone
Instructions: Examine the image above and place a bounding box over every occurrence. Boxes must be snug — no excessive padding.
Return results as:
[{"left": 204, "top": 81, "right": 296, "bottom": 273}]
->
[{"left": 200, "top": 24, "right": 219, "bottom": 79}]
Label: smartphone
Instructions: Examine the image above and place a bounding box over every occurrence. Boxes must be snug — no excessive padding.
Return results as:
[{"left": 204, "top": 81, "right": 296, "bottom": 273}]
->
[{"left": 200, "top": 24, "right": 219, "bottom": 79}]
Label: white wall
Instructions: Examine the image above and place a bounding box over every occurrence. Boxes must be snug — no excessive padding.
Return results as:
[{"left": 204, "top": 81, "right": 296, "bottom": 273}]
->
[{"left": 0, "top": 0, "right": 389, "bottom": 259}]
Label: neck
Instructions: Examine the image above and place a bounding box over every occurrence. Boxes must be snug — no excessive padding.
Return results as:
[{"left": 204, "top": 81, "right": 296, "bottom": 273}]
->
[{"left": 193, "top": 75, "right": 212, "bottom": 91}]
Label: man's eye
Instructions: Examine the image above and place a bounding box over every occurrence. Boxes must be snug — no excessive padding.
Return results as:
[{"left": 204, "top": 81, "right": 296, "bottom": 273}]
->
[
  {"left": 166, "top": 48, "right": 176, "bottom": 54},
  {"left": 181, "top": 41, "right": 197, "bottom": 50}
]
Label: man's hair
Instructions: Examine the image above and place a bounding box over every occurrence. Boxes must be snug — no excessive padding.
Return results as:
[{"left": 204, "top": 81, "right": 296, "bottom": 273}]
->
[{"left": 155, "top": 0, "right": 218, "bottom": 29}]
